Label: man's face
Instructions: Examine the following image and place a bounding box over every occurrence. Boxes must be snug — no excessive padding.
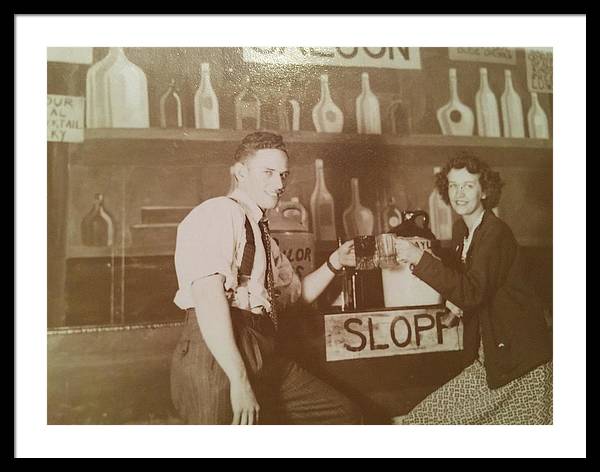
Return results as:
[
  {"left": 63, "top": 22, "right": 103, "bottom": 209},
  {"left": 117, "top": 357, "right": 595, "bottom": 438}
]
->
[
  {"left": 447, "top": 167, "right": 486, "bottom": 217},
  {"left": 236, "top": 149, "right": 290, "bottom": 210}
]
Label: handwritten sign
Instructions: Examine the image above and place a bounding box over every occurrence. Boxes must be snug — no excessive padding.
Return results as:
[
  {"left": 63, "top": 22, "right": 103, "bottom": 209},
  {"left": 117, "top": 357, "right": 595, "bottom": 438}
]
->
[
  {"left": 526, "top": 48, "right": 553, "bottom": 93},
  {"left": 448, "top": 47, "right": 517, "bottom": 65},
  {"left": 243, "top": 47, "right": 421, "bottom": 70},
  {"left": 324, "top": 307, "right": 463, "bottom": 362},
  {"left": 47, "top": 95, "right": 84, "bottom": 143}
]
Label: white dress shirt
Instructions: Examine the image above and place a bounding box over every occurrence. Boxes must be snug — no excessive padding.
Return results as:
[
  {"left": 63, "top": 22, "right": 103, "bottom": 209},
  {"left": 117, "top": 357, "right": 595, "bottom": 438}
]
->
[{"left": 173, "top": 188, "right": 301, "bottom": 314}]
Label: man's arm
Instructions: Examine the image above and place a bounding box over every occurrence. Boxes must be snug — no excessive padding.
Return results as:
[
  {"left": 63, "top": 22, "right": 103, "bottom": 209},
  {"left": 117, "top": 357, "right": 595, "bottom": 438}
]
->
[
  {"left": 300, "top": 239, "right": 354, "bottom": 304},
  {"left": 191, "top": 274, "right": 260, "bottom": 425}
]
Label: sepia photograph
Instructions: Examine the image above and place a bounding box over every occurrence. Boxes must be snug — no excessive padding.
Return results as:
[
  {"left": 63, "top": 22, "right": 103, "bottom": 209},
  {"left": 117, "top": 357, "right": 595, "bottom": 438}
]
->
[{"left": 17, "top": 15, "right": 586, "bottom": 458}]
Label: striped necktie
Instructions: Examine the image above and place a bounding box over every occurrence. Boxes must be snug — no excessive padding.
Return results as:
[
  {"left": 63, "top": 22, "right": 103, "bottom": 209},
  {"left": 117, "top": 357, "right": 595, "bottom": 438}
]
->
[{"left": 258, "top": 218, "right": 278, "bottom": 329}]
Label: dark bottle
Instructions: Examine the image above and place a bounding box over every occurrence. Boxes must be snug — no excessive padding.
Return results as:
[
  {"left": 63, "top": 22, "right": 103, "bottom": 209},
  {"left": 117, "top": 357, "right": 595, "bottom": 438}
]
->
[{"left": 81, "top": 193, "right": 114, "bottom": 247}]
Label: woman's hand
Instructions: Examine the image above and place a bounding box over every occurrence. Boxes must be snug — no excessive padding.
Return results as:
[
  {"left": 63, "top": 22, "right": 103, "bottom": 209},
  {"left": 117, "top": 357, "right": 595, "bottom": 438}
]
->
[
  {"left": 394, "top": 238, "right": 424, "bottom": 266},
  {"left": 330, "top": 240, "right": 355, "bottom": 269}
]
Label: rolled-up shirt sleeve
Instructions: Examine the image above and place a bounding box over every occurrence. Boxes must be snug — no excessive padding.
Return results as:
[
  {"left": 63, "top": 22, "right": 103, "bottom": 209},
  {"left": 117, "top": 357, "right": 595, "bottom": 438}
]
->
[{"left": 174, "top": 198, "right": 243, "bottom": 309}]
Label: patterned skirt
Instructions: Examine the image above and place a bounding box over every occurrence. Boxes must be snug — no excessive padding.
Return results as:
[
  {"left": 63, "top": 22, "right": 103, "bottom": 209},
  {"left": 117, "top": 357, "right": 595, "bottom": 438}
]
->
[{"left": 392, "top": 359, "right": 553, "bottom": 425}]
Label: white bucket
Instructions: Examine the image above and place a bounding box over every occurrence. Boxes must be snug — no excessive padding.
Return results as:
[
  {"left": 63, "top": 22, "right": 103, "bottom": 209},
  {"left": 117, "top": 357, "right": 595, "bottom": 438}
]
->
[{"left": 380, "top": 236, "right": 442, "bottom": 308}]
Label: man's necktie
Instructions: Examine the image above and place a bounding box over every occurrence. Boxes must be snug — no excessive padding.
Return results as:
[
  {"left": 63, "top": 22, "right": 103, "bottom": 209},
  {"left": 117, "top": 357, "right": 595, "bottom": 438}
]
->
[{"left": 258, "top": 218, "right": 278, "bottom": 329}]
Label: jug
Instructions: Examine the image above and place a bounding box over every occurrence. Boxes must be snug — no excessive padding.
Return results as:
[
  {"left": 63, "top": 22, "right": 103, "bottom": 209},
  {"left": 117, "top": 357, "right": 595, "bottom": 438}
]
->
[
  {"left": 268, "top": 198, "right": 315, "bottom": 280},
  {"left": 381, "top": 210, "right": 443, "bottom": 308}
]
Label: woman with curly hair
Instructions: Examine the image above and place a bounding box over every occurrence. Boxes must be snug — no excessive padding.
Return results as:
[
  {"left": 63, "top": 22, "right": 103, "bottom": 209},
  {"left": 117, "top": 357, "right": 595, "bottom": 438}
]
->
[{"left": 393, "top": 154, "right": 552, "bottom": 425}]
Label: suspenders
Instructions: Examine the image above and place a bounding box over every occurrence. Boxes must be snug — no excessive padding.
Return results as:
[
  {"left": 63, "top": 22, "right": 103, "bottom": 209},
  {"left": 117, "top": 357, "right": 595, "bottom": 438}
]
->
[{"left": 228, "top": 197, "right": 255, "bottom": 281}]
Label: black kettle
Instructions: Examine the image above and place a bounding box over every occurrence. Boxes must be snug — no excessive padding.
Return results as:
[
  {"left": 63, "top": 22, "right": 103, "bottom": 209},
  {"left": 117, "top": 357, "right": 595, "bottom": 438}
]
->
[{"left": 389, "top": 210, "right": 441, "bottom": 255}]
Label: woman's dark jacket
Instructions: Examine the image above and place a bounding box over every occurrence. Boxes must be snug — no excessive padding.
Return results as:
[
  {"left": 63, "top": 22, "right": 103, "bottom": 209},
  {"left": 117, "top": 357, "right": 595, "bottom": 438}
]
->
[{"left": 413, "top": 210, "right": 552, "bottom": 389}]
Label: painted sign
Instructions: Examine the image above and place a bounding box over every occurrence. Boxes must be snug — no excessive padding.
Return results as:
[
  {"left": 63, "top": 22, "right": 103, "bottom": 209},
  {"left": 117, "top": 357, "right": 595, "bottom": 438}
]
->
[
  {"left": 448, "top": 47, "right": 517, "bottom": 65},
  {"left": 47, "top": 94, "right": 85, "bottom": 143},
  {"left": 526, "top": 48, "right": 553, "bottom": 93},
  {"left": 324, "top": 307, "right": 463, "bottom": 362},
  {"left": 47, "top": 47, "right": 93, "bottom": 65},
  {"left": 242, "top": 47, "right": 422, "bottom": 70}
]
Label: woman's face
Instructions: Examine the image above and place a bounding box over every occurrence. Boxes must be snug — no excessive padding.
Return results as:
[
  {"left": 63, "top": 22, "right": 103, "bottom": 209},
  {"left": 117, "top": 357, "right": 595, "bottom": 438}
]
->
[{"left": 447, "top": 167, "right": 486, "bottom": 217}]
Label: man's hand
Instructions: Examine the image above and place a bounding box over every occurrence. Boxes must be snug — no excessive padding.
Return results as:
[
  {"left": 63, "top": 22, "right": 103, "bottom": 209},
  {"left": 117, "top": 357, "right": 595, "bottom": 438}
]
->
[
  {"left": 331, "top": 240, "right": 356, "bottom": 269},
  {"left": 229, "top": 378, "right": 261, "bottom": 425}
]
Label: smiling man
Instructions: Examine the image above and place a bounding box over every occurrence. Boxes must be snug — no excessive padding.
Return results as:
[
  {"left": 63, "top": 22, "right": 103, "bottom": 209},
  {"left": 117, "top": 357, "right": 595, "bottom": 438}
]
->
[{"left": 170, "top": 131, "right": 361, "bottom": 425}]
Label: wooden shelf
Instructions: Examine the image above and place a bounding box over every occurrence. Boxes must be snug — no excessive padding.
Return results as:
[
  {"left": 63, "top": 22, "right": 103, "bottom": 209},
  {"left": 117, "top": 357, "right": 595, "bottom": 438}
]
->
[
  {"left": 84, "top": 128, "right": 551, "bottom": 149},
  {"left": 382, "top": 134, "right": 553, "bottom": 150}
]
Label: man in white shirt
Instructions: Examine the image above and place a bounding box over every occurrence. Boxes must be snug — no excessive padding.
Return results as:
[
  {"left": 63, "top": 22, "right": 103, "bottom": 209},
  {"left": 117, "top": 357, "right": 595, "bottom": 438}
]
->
[{"left": 171, "top": 131, "right": 361, "bottom": 425}]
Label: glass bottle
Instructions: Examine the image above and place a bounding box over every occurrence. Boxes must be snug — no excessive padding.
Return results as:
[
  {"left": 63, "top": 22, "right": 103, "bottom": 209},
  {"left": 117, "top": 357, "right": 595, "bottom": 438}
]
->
[
  {"left": 500, "top": 70, "right": 525, "bottom": 137},
  {"left": 194, "top": 63, "right": 220, "bottom": 129},
  {"left": 159, "top": 78, "right": 183, "bottom": 128},
  {"left": 312, "top": 74, "right": 344, "bottom": 133},
  {"left": 234, "top": 75, "right": 261, "bottom": 130},
  {"left": 342, "top": 178, "right": 374, "bottom": 239},
  {"left": 355, "top": 72, "right": 382, "bottom": 134},
  {"left": 86, "top": 47, "right": 149, "bottom": 128},
  {"left": 339, "top": 238, "right": 357, "bottom": 312},
  {"left": 527, "top": 92, "right": 550, "bottom": 139},
  {"left": 428, "top": 167, "right": 453, "bottom": 241},
  {"left": 81, "top": 193, "right": 114, "bottom": 247},
  {"left": 475, "top": 67, "right": 501, "bottom": 137},
  {"left": 310, "top": 159, "right": 337, "bottom": 241},
  {"left": 436, "top": 68, "right": 475, "bottom": 136}
]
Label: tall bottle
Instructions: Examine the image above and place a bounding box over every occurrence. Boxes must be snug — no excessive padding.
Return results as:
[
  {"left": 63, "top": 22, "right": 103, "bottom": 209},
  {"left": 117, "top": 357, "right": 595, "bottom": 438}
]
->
[
  {"left": 343, "top": 178, "right": 375, "bottom": 238},
  {"left": 428, "top": 167, "right": 453, "bottom": 241},
  {"left": 312, "top": 74, "right": 344, "bottom": 133},
  {"left": 194, "top": 63, "right": 220, "bottom": 129},
  {"left": 355, "top": 72, "right": 382, "bottom": 134},
  {"left": 500, "top": 70, "right": 525, "bottom": 137},
  {"left": 81, "top": 193, "right": 114, "bottom": 247},
  {"left": 86, "top": 47, "right": 149, "bottom": 128},
  {"left": 475, "top": 68, "right": 501, "bottom": 137},
  {"left": 527, "top": 92, "right": 550, "bottom": 139},
  {"left": 234, "top": 75, "right": 261, "bottom": 130},
  {"left": 159, "top": 78, "right": 183, "bottom": 128},
  {"left": 436, "top": 68, "right": 475, "bottom": 136},
  {"left": 310, "top": 159, "right": 337, "bottom": 241}
]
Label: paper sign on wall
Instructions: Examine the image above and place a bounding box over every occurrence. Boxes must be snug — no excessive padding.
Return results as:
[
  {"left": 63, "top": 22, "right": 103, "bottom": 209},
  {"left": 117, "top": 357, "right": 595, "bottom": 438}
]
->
[
  {"left": 242, "top": 47, "right": 422, "bottom": 70},
  {"left": 47, "top": 95, "right": 85, "bottom": 143},
  {"left": 526, "top": 48, "right": 553, "bottom": 93},
  {"left": 448, "top": 47, "right": 517, "bottom": 65}
]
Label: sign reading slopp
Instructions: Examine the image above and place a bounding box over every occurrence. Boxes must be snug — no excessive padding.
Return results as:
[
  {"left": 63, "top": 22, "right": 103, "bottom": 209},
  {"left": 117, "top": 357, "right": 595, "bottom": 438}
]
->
[
  {"left": 47, "top": 94, "right": 84, "bottom": 143},
  {"left": 324, "top": 307, "right": 463, "bottom": 362},
  {"left": 242, "top": 47, "right": 421, "bottom": 70}
]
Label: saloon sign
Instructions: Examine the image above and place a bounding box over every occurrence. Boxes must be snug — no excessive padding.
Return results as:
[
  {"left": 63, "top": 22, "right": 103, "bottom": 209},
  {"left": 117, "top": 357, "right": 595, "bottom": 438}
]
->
[
  {"left": 324, "top": 307, "right": 463, "bottom": 362},
  {"left": 242, "top": 47, "right": 422, "bottom": 70}
]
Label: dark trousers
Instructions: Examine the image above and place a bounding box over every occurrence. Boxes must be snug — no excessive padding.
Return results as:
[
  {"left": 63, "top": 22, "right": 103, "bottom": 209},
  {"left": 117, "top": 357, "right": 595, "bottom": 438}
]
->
[{"left": 170, "top": 308, "right": 362, "bottom": 425}]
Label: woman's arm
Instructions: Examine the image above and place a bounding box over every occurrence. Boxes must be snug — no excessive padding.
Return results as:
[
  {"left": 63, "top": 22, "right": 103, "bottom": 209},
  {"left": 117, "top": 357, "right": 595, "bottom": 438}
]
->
[{"left": 396, "top": 227, "right": 513, "bottom": 311}]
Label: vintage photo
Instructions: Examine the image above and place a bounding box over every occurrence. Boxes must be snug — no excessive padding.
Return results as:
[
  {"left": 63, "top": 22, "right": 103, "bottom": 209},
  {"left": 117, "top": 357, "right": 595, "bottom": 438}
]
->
[
  {"left": 46, "top": 45, "right": 555, "bottom": 428},
  {"left": 47, "top": 47, "right": 553, "bottom": 425}
]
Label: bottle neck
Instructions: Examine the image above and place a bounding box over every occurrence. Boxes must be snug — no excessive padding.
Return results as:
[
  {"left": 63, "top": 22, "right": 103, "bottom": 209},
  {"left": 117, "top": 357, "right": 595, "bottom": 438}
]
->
[
  {"left": 351, "top": 179, "right": 361, "bottom": 205},
  {"left": 200, "top": 67, "right": 213, "bottom": 93},
  {"left": 361, "top": 73, "right": 370, "bottom": 93},
  {"left": 315, "top": 163, "right": 327, "bottom": 189},
  {"left": 504, "top": 72, "right": 514, "bottom": 92},
  {"left": 449, "top": 75, "right": 459, "bottom": 100},
  {"left": 531, "top": 92, "right": 540, "bottom": 107},
  {"left": 480, "top": 70, "right": 490, "bottom": 90},
  {"left": 320, "top": 77, "right": 331, "bottom": 101}
]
